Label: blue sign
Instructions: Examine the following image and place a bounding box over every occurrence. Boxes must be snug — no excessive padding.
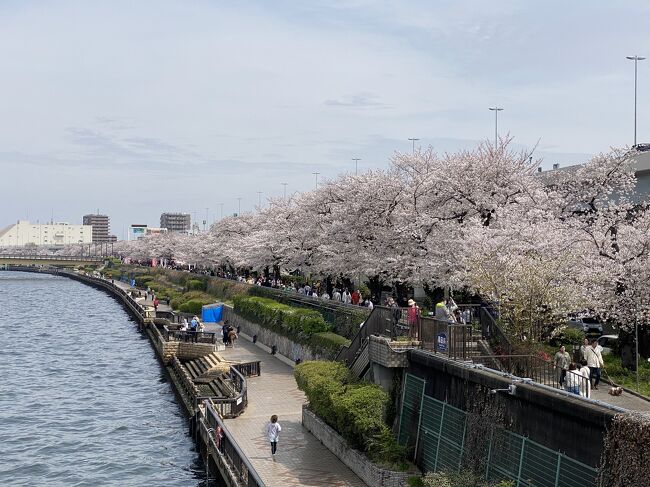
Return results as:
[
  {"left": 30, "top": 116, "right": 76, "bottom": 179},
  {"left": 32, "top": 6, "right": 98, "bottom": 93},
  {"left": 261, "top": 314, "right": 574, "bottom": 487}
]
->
[{"left": 437, "top": 333, "right": 447, "bottom": 352}]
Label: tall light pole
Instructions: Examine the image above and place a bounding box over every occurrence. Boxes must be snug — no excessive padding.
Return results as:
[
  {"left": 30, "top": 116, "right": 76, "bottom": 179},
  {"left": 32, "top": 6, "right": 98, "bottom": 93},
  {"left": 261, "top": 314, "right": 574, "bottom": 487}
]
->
[
  {"left": 236, "top": 197, "right": 242, "bottom": 216},
  {"left": 219, "top": 202, "right": 224, "bottom": 220},
  {"left": 489, "top": 107, "right": 504, "bottom": 149},
  {"left": 627, "top": 55, "right": 645, "bottom": 146},
  {"left": 204, "top": 207, "right": 209, "bottom": 232},
  {"left": 408, "top": 137, "right": 419, "bottom": 154},
  {"left": 352, "top": 157, "right": 361, "bottom": 175},
  {"left": 313, "top": 171, "right": 320, "bottom": 189},
  {"left": 281, "top": 183, "right": 288, "bottom": 200},
  {"left": 257, "top": 191, "right": 262, "bottom": 207}
]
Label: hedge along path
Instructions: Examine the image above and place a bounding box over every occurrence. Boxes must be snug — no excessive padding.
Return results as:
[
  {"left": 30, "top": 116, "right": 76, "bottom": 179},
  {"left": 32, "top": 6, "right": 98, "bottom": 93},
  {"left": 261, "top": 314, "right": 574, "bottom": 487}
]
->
[
  {"left": 211, "top": 327, "right": 366, "bottom": 487},
  {"left": 233, "top": 295, "right": 351, "bottom": 354}
]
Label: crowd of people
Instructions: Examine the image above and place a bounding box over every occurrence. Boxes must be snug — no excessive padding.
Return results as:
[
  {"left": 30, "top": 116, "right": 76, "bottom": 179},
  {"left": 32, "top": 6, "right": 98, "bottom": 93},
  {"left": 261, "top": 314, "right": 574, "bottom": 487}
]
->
[{"left": 554, "top": 338, "right": 605, "bottom": 398}]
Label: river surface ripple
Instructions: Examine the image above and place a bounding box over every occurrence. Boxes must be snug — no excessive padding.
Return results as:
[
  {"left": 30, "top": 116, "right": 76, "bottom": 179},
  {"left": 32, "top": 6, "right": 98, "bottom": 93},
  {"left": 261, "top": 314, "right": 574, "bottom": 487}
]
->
[{"left": 0, "top": 271, "right": 207, "bottom": 486}]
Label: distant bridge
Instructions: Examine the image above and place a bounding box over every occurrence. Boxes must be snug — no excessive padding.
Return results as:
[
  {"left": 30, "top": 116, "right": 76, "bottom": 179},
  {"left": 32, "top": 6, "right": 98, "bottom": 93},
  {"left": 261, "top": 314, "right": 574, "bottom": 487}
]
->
[{"left": 0, "top": 254, "right": 106, "bottom": 267}]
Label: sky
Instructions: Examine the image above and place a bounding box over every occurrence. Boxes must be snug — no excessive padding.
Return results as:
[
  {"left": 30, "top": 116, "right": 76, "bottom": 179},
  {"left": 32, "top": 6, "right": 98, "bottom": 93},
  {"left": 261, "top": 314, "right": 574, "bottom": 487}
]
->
[{"left": 2, "top": 0, "right": 649, "bottom": 237}]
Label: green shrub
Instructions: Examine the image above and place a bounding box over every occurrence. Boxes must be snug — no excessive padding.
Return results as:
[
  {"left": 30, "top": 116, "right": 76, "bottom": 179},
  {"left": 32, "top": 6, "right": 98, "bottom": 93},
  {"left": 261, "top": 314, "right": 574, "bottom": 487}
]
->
[
  {"left": 333, "top": 383, "right": 389, "bottom": 450},
  {"left": 135, "top": 275, "right": 155, "bottom": 287},
  {"left": 178, "top": 299, "right": 212, "bottom": 315},
  {"left": 206, "top": 279, "right": 250, "bottom": 300},
  {"left": 294, "top": 361, "right": 402, "bottom": 465},
  {"left": 309, "top": 332, "right": 351, "bottom": 354},
  {"left": 187, "top": 278, "right": 207, "bottom": 291},
  {"left": 170, "top": 291, "right": 213, "bottom": 310},
  {"left": 295, "top": 361, "right": 349, "bottom": 426},
  {"left": 233, "top": 295, "right": 330, "bottom": 340}
]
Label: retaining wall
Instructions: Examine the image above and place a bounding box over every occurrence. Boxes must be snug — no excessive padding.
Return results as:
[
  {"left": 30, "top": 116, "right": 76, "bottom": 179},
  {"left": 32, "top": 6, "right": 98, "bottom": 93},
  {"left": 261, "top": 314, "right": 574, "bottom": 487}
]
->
[
  {"left": 302, "top": 406, "right": 413, "bottom": 487},
  {"left": 407, "top": 350, "right": 616, "bottom": 468}
]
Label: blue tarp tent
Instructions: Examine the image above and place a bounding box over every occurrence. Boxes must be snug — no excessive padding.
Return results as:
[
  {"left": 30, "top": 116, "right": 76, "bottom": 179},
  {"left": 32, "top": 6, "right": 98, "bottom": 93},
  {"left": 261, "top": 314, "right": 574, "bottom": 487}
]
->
[{"left": 202, "top": 303, "right": 223, "bottom": 323}]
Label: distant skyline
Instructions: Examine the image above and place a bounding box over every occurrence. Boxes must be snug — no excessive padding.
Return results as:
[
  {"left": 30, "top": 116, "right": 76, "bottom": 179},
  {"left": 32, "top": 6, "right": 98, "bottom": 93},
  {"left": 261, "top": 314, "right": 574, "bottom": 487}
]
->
[{"left": 2, "top": 1, "right": 650, "bottom": 235}]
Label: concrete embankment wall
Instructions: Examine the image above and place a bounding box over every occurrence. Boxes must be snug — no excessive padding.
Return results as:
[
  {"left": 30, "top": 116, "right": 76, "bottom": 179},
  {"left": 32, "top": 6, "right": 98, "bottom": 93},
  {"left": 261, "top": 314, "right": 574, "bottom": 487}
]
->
[{"left": 407, "top": 350, "right": 614, "bottom": 468}]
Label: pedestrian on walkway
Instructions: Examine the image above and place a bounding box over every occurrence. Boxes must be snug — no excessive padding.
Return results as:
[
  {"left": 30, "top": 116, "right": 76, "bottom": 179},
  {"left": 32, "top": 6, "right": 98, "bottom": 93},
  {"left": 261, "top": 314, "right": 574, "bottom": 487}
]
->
[
  {"left": 554, "top": 345, "right": 571, "bottom": 386},
  {"left": 565, "top": 363, "right": 581, "bottom": 395},
  {"left": 579, "top": 359, "right": 591, "bottom": 398},
  {"left": 580, "top": 338, "right": 590, "bottom": 361},
  {"left": 267, "top": 415, "right": 282, "bottom": 459},
  {"left": 153, "top": 297, "right": 159, "bottom": 311},
  {"left": 585, "top": 339, "right": 604, "bottom": 390}
]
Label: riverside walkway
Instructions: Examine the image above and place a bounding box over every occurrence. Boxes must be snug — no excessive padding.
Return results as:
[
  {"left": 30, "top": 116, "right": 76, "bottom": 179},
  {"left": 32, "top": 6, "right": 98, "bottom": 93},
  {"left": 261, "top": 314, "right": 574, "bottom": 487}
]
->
[{"left": 205, "top": 324, "right": 366, "bottom": 487}]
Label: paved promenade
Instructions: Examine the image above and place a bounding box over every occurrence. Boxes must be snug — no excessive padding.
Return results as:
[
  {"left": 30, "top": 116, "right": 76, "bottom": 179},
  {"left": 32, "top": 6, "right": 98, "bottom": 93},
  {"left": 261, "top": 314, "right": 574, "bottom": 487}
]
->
[
  {"left": 590, "top": 381, "right": 650, "bottom": 413},
  {"left": 208, "top": 327, "right": 366, "bottom": 487}
]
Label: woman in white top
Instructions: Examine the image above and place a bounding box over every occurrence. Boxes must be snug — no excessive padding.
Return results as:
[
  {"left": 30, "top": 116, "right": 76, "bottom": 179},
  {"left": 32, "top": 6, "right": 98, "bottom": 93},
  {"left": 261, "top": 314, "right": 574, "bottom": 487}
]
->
[
  {"left": 565, "top": 363, "right": 582, "bottom": 395},
  {"left": 267, "top": 414, "right": 282, "bottom": 459},
  {"left": 579, "top": 360, "right": 591, "bottom": 398}
]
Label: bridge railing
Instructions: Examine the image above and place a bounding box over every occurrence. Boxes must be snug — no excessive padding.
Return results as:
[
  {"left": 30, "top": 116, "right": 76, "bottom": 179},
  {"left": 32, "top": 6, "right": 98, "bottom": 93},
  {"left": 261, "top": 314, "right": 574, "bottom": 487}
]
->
[{"left": 0, "top": 254, "right": 105, "bottom": 262}]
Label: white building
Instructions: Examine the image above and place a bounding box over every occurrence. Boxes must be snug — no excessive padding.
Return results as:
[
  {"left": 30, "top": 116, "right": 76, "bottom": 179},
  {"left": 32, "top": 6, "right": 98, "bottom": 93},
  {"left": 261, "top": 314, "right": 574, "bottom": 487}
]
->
[{"left": 0, "top": 220, "right": 93, "bottom": 247}]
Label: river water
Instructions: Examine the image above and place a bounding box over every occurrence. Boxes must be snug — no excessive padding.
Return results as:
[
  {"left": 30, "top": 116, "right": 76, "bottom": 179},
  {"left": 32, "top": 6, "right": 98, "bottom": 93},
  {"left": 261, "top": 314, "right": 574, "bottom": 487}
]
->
[{"left": 0, "top": 271, "right": 209, "bottom": 486}]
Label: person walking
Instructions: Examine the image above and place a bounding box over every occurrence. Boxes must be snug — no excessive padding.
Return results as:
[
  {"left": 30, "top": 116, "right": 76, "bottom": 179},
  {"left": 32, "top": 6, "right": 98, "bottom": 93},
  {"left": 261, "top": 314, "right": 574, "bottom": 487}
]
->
[
  {"left": 580, "top": 338, "right": 590, "bottom": 361},
  {"left": 565, "top": 363, "right": 581, "bottom": 395},
  {"left": 342, "top": 289, "right": 352, "bottom": 304},
  {"left": 585, "top": 339, "right": 604, "bottom": 390},
  {"left": 388, "top": 297, "right": 402, "bottom": 339},
  {"left": 407, "top": 299, "right": 420, "bottom": 339},
  {"left": 554, "top": 345, "right": 571, "bottom": 387},
  {"left": 579, "top": 359, "right": 591, "bottom": 398},
  {"left": 267, "top": 415, "right": 282, "bottom": 459}
]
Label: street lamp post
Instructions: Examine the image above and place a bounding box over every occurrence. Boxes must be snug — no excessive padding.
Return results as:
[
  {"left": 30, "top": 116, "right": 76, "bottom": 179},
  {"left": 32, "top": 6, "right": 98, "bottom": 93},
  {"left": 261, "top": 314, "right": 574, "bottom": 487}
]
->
[
  {"left": 204, "top": 207, "right": 209, "bottom": 232},
  {"left": 408, "top": 137, "right": 420, "bottom": 154},
  {"left": 626, "top": 55, "right": 645, "bottom": 147},
  {"left": 352, "top": 157, "right": 361, "bottom": 175},
  {"left": 281, "top": 183, "right": 288, "bottom": 200},
  {"left": 313, "top": 172, "right": 320, "bottom": 189},
  {"left": 236, "top": 197, "right": 242, "bottom": 216},
  {"left": 219, "top": 202, "right": 224, "bottom": 220},
  {"left": 489, "top": 107, "right": 504, "bottom": 149}
]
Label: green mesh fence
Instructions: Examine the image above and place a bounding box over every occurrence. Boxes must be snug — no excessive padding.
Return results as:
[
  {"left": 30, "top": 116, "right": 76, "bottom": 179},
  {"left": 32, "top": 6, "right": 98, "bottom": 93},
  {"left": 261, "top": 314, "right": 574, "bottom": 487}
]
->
[
  {"left": 400, "top": 373, "right": 598, "bottom": 487},
  {"left": 398, "top": 373, "right": 425, "bottom": 447}
]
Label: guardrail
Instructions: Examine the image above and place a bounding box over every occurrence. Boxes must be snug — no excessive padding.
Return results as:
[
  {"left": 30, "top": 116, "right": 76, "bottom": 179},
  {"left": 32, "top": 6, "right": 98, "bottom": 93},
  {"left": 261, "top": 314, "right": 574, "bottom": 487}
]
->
[
  {"left": 470, "top": 354, "right": 592, "bottom": 397},
  {"left": 337, "top": 306, "right": 477, "bottom": 366},
  {"left": 233, "top": 361, "right": 261, "bottom": 377},
  {"left": 479, "top": 306, "right": 514, "bottom": 355},
  {"left": 162, "top": 325, "right": 218, "bottom": 344},
  {"left": 203, "top": 400, "right": 265, "bottom": 487},
  {"left": 205, "top": 365, "right": 249, "bottom": 418}
]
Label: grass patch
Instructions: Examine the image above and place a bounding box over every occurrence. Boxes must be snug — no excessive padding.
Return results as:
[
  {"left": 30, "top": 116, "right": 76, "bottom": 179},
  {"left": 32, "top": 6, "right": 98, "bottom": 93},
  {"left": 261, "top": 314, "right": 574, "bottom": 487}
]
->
[{"left": 603, "top": 354, "right": 650, "bottom": 397}]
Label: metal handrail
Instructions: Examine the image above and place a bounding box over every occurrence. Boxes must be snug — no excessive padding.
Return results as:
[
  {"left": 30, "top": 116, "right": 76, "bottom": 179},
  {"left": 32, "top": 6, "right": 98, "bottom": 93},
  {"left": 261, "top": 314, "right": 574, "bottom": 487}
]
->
[{"left": 203, "top": 400, "right": 266, "bottom": 487}]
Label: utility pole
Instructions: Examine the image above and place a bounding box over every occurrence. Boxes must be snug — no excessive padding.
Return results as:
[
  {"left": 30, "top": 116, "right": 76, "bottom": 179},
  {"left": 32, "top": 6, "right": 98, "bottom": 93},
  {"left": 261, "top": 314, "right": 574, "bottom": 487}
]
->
[
  {"left": 313, "top": 172, "right": 320, "bottom": 189},
  {"left": 488, "top": 107, "right": 504, "bottom": 149},
  {"left": 257, "top": 191, "right": 262, "bottom": 207},
  {"left": 626, "top": 55, "right": 645, "bottom": 146},
  {"left": 281, "top": 183, "right": 288, "bottom": 200},
  {"left": 408, "top": 138, "right": 419, "bottom": 154},
  {"left": 204, "top": 207, "right": 209, "bottom": 232},
  {"left": 236, "top": 197, "right": 242, "bottom": 216},
  {"left": 219, "top": 203, "right": 224, "bottom": 220},
  {"left": 352, "top": 157, "right": 361, "bottom": 175}
]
